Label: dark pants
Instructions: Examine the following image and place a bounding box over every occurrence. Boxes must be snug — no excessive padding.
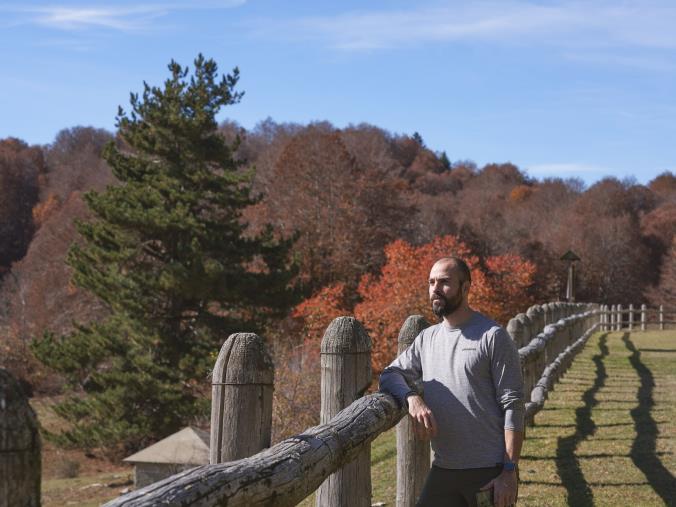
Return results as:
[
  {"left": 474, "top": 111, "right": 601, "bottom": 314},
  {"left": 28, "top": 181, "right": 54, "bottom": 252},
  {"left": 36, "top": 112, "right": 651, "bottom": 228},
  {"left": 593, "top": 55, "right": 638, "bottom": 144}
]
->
[{"left": 416, "top": 465, "right": 503, "bottom": 507}]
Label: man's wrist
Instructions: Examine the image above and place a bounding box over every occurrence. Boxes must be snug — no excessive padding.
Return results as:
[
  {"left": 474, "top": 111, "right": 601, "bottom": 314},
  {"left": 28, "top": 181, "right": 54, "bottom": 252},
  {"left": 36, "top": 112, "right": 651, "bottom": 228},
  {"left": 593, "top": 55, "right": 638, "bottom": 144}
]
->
[
  {"left": 502, "top": 460, "right": 517, "bottom": 472},
  {"left": 404, "top": 391, "right": 419, "bottom": 407}
]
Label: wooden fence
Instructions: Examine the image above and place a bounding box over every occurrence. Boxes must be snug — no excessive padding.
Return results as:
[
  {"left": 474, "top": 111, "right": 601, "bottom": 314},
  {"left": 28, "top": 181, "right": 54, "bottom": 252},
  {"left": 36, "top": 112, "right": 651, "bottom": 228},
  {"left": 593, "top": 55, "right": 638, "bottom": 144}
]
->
[
  {"left": 102, "top": 302, "right": 604, "bottom": 507},
  {"left": 2, "top": 302, "right": 669, "bottom": 506},
  {"left": 597, "top": 304, "right": 675, "bottom": 331}
]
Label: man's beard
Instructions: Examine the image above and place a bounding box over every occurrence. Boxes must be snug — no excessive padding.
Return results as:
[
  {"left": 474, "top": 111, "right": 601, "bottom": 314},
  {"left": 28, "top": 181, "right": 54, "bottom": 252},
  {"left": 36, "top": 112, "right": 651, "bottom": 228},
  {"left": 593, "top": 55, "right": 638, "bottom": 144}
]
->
[{"left": 431, "top": 287, "right": 463, "bottom": 318}]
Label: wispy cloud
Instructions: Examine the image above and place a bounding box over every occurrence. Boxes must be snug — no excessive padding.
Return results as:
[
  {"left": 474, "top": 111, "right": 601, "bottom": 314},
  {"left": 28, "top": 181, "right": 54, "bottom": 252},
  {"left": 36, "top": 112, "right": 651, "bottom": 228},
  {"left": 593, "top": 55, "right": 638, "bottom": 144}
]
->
[
  {"left": 252, "top": 1, "right": 676, "bottom": 52},
  {"left": 1, "top": 1, "right": 246, "bottom": 32}
]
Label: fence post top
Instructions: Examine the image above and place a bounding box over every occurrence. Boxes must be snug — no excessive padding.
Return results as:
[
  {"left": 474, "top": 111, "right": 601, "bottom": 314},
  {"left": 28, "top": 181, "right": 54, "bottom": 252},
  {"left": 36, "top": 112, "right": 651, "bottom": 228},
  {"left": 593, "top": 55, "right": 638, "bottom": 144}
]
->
[
  {"left": 516, "top": 313, "right": 531, "bottom": 326},
  {"left": 211, "top": 333, "right": 274, "bottom": 385},
  {"left": 526, "top": 306, "right": 543, "bottom": 320},
  {"left": 398, "top": 315, "right": 431, "bottom": 346},
  {"left": 321, "top": 316, "right": 371, "bottom": 354}
]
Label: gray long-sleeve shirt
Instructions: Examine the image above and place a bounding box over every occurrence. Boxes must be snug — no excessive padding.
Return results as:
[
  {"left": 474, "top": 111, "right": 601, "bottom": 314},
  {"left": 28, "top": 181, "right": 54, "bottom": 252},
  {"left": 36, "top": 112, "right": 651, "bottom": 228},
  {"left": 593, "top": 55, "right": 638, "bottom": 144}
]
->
[{"left": 379, "top": 311, "right": 524, "bottom": 469}]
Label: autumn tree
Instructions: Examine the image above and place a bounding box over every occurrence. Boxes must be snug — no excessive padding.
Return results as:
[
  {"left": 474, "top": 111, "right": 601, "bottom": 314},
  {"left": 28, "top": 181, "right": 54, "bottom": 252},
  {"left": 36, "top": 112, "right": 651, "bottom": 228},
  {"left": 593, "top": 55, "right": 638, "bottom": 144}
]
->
[
  {"left": 648, "top": 237, "right": 676, "bottom": 308},
  {"left": 354, "top": 235, "right": 534, "bottom": 372},
  {"left": 255, "top": 124, "right": 414, "bottom": 293},
  {"left": 31, "top": 55, "right": 296, "bottom": 455},
  {"left": 0, "top": 138, "right": 46, "bottom": 273}
]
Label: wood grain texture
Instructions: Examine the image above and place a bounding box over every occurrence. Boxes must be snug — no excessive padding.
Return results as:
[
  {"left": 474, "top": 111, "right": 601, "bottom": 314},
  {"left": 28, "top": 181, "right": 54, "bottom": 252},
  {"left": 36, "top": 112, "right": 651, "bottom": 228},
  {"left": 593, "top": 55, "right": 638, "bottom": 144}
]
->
[
  {"left": 317, "top": 317, "right": 372, "bottom": 507},
  {"left": 0, "top": 368, "right": 40, "bottom": 507},
  {"left": 210, "top": 333, "right": 274, "bottom": 465},
  {"left": 103, "top": 392, "right": 405, "bottom": 507},
  {"left": 395, "top": 315, "right": 431, "bottom": 507}
]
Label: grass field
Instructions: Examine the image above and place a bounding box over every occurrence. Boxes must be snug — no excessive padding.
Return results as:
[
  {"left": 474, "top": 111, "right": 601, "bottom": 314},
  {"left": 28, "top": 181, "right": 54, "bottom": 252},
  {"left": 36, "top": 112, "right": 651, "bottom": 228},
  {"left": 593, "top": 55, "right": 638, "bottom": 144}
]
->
[{"left": 366, "top": 330, "right": 676, "bottom": 506}]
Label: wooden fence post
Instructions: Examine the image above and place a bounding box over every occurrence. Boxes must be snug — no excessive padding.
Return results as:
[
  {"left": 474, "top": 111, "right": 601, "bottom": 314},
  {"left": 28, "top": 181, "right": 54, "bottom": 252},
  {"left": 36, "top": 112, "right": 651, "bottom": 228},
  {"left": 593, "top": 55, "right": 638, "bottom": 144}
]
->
[
  {"left": 0, "top": 369, "right": 41, "bottom": 507},
  {"left": 628, "top": 304, "right": 634, "bottom": 330},
  {"left": 527, "top": 305, "right": 544, "bottom": 338},
  {"left": 543, "top": 303, "right": 551, "bottom": 326},
  {"left": 508, "top": 314, "right": 530, "bottom": 348},
  {"left": 617, "top": 304, "right": 623, "bottom": 331},
  {"left": 396, "top": 316, "right": 431, "bottom": 507},
  {"left": 610, "top": 305, "right": 616, "bottom": 331},
  {"left": 317, "top": 317, "right": 372, "bottom": 507},
  {"left": 660, "top": 305, "right": 664, "bottom": 330},
  {"left": 210, "top": 333, "right": 274, "bottom": 464},
  {"left": 641, "top": 304, "right": 647, "bottom": 331}
]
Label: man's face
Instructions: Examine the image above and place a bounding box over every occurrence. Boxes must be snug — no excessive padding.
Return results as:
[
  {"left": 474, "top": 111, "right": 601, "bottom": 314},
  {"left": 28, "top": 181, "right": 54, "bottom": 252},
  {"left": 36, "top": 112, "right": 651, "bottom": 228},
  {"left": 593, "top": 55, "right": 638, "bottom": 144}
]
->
[{"left": 428, "top": 262, "right": 465, "bottom": 318}]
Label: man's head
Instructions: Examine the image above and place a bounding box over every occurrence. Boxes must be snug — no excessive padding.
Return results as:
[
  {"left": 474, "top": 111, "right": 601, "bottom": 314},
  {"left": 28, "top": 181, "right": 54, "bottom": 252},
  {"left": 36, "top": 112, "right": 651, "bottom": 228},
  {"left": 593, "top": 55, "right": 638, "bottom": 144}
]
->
[{"left": 428, "top": 257, "right": 471, "bottom": 318}]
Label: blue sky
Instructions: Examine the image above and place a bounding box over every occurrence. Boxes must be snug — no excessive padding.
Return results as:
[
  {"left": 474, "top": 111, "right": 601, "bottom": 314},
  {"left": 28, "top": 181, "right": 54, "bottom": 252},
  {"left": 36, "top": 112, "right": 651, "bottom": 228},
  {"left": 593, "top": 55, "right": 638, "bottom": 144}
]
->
[{"left": 1, "top": 0, "right": 675, "bottom": 186}]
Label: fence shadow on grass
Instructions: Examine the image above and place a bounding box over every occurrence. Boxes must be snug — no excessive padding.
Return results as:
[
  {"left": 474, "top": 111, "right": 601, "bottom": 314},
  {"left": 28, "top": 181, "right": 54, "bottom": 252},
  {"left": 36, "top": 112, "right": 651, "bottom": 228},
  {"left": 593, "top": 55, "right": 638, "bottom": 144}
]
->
[
  {"left": 555, "top": 333, "right": 609, "bottom": 507},
  {"left": 622, "top": 333, "right": 676, "bottom": 505}
]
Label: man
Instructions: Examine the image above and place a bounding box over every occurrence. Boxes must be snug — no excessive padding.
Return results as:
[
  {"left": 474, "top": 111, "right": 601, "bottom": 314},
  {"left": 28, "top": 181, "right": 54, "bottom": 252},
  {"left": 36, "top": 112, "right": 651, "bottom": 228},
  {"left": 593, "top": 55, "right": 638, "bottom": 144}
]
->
[{"left": 380, "top": 257, "right": 524, "bottom": 507}]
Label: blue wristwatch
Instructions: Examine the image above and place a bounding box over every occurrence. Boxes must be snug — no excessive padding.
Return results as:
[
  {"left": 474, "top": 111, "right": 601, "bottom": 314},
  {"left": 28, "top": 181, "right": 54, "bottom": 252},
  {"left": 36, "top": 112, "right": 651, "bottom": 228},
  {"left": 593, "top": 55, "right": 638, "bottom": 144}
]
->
[{"left": 503, "top": 461, "right": 517, "bottom": 472}]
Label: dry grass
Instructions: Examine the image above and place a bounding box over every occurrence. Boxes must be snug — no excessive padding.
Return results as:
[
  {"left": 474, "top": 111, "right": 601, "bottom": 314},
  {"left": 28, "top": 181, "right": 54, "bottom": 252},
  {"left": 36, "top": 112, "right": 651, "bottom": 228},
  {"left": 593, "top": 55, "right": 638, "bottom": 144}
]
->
[{"left": 32, "top": 397, "right": 133, "bottom": 507}]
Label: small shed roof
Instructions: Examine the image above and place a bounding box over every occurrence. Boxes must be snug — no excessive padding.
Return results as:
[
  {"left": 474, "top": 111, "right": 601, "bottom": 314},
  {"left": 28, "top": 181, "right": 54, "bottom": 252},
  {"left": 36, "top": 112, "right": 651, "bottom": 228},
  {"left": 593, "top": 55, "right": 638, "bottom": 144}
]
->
[{"left": 124, "top": 427, "right": 210, "bottom": 465}]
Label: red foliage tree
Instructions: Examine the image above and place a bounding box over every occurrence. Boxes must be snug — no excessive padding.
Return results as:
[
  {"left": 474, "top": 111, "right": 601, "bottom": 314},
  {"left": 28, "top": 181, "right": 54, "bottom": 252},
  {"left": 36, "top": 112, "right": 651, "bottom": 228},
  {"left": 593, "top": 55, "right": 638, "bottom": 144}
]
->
[
  {"left": 291, "top": 282, "right": 351, "bottom": 348},
  {"left": 353, "top": 235, "right": 534, "bottom": 372}
]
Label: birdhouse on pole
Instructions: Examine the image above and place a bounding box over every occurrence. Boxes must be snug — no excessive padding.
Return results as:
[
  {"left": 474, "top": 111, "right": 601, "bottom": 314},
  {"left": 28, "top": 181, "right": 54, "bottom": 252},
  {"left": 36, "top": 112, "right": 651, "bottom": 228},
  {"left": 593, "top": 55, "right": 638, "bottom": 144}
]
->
[{"left": 560, "top": 250, "right": 581, "bottom": 302}]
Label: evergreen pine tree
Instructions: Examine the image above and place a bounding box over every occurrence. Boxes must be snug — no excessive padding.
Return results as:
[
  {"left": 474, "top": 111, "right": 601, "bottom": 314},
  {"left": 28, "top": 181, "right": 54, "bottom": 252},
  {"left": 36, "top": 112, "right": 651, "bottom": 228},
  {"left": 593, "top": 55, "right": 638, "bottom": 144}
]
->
[
  {"left": 32, "top": 55, "right": 296, "bottom": 455},
  {"left": 438, "top": 151, "right": 451, "bottom": 171}
]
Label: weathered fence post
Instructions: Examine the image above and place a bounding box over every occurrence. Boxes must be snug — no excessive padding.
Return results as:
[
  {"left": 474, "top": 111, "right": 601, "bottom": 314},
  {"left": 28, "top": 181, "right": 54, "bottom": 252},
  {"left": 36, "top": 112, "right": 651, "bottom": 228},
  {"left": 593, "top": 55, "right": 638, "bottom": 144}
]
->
[
  {"left": 396, "top": 316, "right": 431, "bottom": 507},
  {"left": 543, "top": 304, "right": 551, "bottom": 326},
  {"left": 617, "top": 304, "right": 623, "bottom": 330},
  {"left": 628, "top": 304, "right": 634, "bottom": 330},
  {"left": 507, "top": 314, "right": 530, "bottom": 348},
  {"left": 610, "top": 305, "right": 616, "bottom": 331},
  {"left": 659, "top": 305, "right": 664, "bottom": 330},
  {"left": 210, "top": 333, "right": 274, "bottom": 464},
  {"left": 317, "top": 317, "right": 372, "bottom": 507},
  {"left": 641, "top": 304, "right": 647, "bottom": 331},
  {"left": 527, "top": 305, "right": 544, "bottom": 338},
  {"left": 0, "top": 369, "right": 41, "bottom": 507}
]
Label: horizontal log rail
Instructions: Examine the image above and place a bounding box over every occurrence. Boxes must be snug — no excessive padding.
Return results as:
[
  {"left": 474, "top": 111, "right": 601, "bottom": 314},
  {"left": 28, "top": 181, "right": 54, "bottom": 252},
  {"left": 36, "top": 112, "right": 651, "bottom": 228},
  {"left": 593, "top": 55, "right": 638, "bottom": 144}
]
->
[
  {"left": 103, "top": 393, "right": 405, "bottom": 507},
  {"left": 525, "top": 323, "right": 599, "bottom": 420}
]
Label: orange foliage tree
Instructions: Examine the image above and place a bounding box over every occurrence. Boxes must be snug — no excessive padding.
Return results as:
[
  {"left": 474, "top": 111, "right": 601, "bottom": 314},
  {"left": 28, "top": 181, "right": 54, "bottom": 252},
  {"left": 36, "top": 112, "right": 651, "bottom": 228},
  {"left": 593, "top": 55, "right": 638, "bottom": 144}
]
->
[
  {"left": 353, "top": 235, "right": 535, "bottom": 372},
  {"left": 291, "top": 282, "right": 352, "bottom": 348}
]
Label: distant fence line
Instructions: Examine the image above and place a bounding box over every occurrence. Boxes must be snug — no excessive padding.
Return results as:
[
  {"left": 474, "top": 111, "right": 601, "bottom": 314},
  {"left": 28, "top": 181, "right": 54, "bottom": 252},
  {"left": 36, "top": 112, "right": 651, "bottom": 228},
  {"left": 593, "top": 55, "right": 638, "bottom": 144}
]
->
[
  {"left": 1, "top": 303, "right": 672, "bottom": 507},
  {"left": 598, "top": 304, "right": 675, "bottom": 331}
]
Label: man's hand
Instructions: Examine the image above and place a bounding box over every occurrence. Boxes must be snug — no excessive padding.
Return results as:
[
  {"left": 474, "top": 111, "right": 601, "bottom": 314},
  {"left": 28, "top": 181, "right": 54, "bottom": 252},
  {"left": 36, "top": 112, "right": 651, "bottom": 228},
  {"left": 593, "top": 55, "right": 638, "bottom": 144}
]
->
[
  {"left": 407, "top": 394, "right": 438, "bottom": 439},
  {"left": 480, "top": 469, "right": 517, "bottom": 507}
]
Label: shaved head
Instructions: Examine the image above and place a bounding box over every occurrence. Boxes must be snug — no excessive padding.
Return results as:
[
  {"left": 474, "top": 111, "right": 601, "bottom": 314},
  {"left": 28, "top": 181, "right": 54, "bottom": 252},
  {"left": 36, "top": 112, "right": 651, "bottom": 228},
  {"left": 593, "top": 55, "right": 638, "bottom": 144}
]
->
[{"left": 433, "top": 257, "right": 471, "bottom": 285}]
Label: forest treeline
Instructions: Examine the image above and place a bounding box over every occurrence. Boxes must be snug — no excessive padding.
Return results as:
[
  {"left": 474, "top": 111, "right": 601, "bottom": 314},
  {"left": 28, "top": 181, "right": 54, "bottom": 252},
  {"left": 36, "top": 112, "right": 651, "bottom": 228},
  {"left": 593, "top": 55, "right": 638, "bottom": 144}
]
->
[{"left": 0, "top": 67, "right": 674, "bottom": 447}]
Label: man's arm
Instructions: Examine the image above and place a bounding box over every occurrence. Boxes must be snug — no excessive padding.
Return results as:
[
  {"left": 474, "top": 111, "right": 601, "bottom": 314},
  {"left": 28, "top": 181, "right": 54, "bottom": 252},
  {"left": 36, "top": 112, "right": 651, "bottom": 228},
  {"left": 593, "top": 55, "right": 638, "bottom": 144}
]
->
[
  {"left": 482, "top": 328, "right": 525, "bottom": 506},
  {"left": 378, "top": 332, "right": 424, "bottom": 407},
  {"left": 379, "top": 333, "right": 437, "bottom": 438},
  {"left": 481, "top": 429, "right": 523, "bottom": 507}
]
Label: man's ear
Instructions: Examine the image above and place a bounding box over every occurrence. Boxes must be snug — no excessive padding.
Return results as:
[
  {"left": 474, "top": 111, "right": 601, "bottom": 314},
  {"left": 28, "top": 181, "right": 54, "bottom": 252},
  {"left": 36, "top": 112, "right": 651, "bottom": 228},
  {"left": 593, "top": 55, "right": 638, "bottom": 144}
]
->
[{"left": 462, "top": 280, "right": 470, "bottom": 297}]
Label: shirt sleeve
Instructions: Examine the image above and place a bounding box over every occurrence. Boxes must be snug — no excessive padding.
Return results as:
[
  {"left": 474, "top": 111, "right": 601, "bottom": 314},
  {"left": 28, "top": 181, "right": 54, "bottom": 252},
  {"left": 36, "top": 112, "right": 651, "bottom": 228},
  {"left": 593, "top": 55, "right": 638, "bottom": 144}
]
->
[
  {"left": 488, "top": 327, "right": 525, "bottom": 432},
  {"left": 378, "top": 332, "right": 424, "bottom": 408}
]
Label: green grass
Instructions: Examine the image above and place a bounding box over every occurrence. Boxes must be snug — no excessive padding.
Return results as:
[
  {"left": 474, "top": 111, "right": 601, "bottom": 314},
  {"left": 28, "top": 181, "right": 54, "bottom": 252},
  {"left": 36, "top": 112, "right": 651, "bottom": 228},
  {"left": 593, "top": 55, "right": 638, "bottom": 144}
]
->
[{"left": 304, "top": 330, "right": 676, "bottom": 506}]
